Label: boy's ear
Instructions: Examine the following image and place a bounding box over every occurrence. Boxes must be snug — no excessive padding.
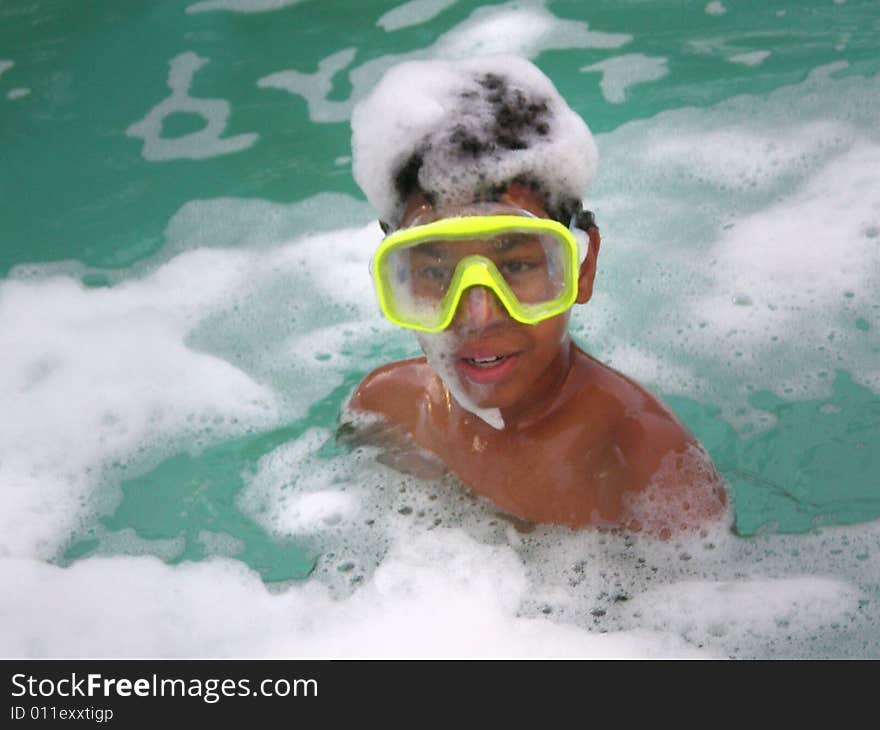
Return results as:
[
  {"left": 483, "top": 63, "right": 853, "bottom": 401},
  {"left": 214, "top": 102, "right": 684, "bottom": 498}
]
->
[{"left": 575, "top": 226, "right": 601, "bottom": 304}]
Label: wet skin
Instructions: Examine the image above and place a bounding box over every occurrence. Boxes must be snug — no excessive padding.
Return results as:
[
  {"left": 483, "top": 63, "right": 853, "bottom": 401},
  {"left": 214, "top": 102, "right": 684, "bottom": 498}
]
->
[{"left": 346, "top": 185, "right": 728, "bottom": 537}]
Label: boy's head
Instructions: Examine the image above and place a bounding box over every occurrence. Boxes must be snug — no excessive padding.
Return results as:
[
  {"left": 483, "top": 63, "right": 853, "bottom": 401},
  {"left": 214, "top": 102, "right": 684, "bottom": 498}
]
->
[{"left": 351, "top": 55, "right": 599, "bottom": 428}]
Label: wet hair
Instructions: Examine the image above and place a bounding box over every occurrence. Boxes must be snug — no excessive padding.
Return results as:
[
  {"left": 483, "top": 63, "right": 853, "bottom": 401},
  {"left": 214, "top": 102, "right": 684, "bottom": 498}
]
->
[{"left": 385, "top": 73, "right": 580, "bottom": 230}]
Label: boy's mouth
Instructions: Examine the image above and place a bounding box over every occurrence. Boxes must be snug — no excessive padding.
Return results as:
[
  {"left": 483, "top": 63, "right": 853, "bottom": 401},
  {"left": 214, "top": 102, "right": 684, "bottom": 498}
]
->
[
  {"left": 456, "top": 351, "right": 521, "bottom": 384},
  {"left": 466, "top": 355, "right": 507, "bottom": 367}
]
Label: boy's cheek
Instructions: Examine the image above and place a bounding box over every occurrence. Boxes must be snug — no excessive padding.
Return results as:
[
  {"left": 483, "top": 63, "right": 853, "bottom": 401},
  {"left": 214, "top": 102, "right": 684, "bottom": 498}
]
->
[
  {"left": 415, "top": 331, "right": 461, "bottom": 381},
  {"left": 415, "top": 329, "right": 459, "bottom": 351}
]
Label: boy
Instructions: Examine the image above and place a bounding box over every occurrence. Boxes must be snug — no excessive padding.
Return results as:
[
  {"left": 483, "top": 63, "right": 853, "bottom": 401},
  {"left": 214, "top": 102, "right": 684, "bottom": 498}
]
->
[{"left": 343, "top": 56, "right": 728, "bottom": 538}]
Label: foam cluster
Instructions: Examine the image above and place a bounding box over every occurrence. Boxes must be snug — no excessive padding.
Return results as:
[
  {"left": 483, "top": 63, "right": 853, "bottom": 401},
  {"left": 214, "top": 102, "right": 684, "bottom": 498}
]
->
[{"left": 351, "top": 55, "right": 598, "bottom": 228}]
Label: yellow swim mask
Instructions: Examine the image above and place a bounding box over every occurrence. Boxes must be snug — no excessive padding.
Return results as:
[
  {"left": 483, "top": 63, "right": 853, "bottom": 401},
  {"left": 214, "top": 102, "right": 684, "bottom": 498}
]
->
[{"left": 371, "top": 213, "right": 582, "bottom": 333}]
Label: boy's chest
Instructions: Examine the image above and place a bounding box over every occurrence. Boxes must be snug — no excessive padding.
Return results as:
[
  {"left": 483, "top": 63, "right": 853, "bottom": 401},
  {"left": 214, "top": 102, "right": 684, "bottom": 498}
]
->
[{"left": 424, "top": 417, "right": 627, "bottom": 527}]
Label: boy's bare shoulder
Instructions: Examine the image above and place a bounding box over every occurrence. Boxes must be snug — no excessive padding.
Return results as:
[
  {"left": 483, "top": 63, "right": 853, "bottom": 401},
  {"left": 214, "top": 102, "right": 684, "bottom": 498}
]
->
[
  {"left": 572, "top": 348, "right": 728, "bottom": 529},
  {"left": 571, "top": 346, "right": 691, "bottom": 446},
  {"left": 342, "top": 357, "right": 454, "bottom": 480},
  {"left": 347, "top": 356, "right": 436, "bottom": 422},
  {"left": 585, "top": 353, "right": 705, "bottom": 464}
]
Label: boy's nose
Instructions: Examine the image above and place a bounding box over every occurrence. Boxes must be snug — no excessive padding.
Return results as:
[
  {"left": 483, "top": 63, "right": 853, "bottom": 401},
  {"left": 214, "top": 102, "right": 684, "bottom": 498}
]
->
[{"left": 453, "top": 286, "right": 508, "bottom": 329}]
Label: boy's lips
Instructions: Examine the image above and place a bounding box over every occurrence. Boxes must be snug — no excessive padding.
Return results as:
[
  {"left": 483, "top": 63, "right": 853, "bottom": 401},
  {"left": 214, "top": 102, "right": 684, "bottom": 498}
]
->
[{"left": 455, "top": 348, "right": 522, "bottom": 384}]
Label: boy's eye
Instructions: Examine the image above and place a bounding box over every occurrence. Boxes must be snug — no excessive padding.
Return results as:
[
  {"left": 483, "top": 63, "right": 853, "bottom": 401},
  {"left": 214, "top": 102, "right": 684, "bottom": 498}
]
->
[
  {"left": 499, "top": 259, "right": 542, "bottom": 276},
  {"left": 500, "top": 260, "right": 530, "bottom": 274},
  {"left": 418, "top": 265, "right": 452, "bottom": 282}
]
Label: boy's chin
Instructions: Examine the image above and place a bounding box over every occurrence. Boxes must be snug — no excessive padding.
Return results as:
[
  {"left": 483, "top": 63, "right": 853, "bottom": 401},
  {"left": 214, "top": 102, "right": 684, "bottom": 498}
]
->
[{"left": 455, "top": 379, "right": 521, "bottom": 412}]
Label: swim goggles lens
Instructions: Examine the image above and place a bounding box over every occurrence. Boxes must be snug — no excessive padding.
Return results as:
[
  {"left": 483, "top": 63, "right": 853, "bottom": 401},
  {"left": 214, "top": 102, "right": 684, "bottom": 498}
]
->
[{"left": 372, "top": 215, "right": 580, "bottom": 332}]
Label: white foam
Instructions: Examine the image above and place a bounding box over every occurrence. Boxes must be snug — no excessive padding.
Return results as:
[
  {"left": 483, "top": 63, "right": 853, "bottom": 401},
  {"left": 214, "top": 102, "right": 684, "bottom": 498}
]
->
[
  {"left": 258, "top": 48, "right": 358, "bottom": 123},
  {"left": 90, "top": 528, "right": 186, "bottom": 562},
  {"left": 169, "top": 220, "right": 389, "bottom": 417},
  {"left": 0, "top": 536, "right": 711, "bottom": 658},
  {"left": 705, "top": 1, "right": 727, "bottom": 16},
  {"left": 0, "top": 60, "right": 13, "bottom": 78},
  {"left": 186, "top": 0, "right": 304, "bottom": 13},
  {"left": 623, "top": 575, "right": 860, "bottom": 650},
  {"left": 6, "top": 87, "right": 30, "bottom": 100},
  {"left": 581, "top": 53, "right": 669, "bottom": 104},
  {"left": 378, "top": 0, "right": 458, "bottom": 32},
  {"left": 127, "top": 52, "right": 258, "bottom": 161},
  {"left": 0, "top": 250, "right": 282, "bottom": 559},
  {"left": 600, "top": 342, "right": 703, "bottom": 401},
  {"left": 687, "top": 36, "right": 775, "bottom": 63},
  {"left": 3, "top": 481, "right": 876, "bottom": 657},
  {"left": 621, "top": 444, "right": 730, "bottom": 537},
  {"left": 696, "top": 139, "right": 879, "bottom": 329},
  {"left": 162, "top": 191, "right": 374, "bottom": 255},
  {"left": 431, "top": 0, "right": 630, "bottom": 59},
  {"left": 644, "top": 118, "right": 845, "bottom": 192},
  {"left": 198, "top": 530, "right": 246, "bottom": 558},
  {"left": 729, "top": 50, "right": 771, "bottom": 67},
  {"left": 238, "top": 429, "right": 361, "bottom": 537}
]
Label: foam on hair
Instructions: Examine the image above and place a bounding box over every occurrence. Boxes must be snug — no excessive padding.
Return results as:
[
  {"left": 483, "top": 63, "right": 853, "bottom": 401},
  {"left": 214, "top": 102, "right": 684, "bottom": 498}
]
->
[{"left": 351, "top": 55, "right": 598, "bottom": 228}]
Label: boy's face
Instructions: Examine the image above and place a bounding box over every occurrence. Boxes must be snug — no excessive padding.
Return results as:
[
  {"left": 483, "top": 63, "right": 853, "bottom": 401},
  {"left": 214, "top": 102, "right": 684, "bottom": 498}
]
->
[{"left": 399, "top": 183, "right": 596, "bottom": 415}]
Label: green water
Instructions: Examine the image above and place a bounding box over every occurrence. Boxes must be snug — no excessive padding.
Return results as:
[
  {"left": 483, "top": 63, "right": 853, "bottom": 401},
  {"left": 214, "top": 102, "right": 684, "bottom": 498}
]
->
[{"left": 3, "top": 0, "right": 879, "bottom": 581}]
